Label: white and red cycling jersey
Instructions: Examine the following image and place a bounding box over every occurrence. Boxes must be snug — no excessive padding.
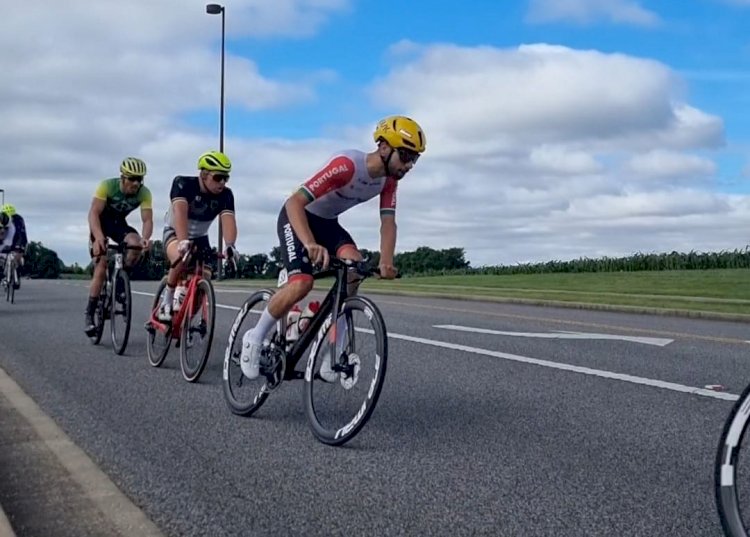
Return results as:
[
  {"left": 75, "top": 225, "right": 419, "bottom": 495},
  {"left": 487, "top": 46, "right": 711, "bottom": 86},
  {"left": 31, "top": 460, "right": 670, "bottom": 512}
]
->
[{"left": 299, "top": 149, "right": 397, "bottom": 219}]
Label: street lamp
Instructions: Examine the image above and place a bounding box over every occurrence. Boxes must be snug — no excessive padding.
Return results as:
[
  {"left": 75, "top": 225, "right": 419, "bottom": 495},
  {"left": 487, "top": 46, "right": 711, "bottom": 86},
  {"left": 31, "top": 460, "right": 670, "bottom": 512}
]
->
[{"left": 206, "top": 3, "right": 226, "bottom": 278}]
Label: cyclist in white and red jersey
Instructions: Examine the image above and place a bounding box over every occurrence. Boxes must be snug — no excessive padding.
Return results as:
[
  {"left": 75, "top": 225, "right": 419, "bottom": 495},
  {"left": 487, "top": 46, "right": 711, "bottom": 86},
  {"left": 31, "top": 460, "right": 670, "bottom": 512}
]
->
[{"left": 240, "top": 115, "right": 426, "bottom": 380}]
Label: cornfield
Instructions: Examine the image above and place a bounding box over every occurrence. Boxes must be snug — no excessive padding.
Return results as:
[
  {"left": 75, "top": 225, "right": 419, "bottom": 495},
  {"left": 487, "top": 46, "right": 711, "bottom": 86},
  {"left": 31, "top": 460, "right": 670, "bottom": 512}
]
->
[{"left": 411, "top": 247, "right": 750, "bottom": 276}]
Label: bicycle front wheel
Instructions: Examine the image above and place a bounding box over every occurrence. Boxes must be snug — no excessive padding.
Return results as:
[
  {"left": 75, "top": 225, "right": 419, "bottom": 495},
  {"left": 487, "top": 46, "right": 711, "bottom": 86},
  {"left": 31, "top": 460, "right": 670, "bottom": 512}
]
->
[
  {"left": 7, "top": 264, "right": 14, "bottom": 304},
  {"left": 304, "top": 295, "right": 388, "bottom": 446},
  {"left": 179, "top": 278, "right": 216, "bottom": 382},
  {"left": 222, "top": 289, "right": 275, "bottom": 416},
  {"left": 716, "top": 383, "right": 750, "bottom": 536},
  {"left": 88, "top": 291, "right": 107, "bottom": 345},
  {"left": 146, "top": 278, "right": 172, "bottom": 367},
  {"left": 110, "top": 269, "right": 132, "bottom": 355}
]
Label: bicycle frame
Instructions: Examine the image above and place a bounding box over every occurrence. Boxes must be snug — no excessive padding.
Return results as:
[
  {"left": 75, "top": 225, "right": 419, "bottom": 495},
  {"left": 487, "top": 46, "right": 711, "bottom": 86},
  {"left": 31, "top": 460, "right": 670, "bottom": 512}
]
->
[
  {"left": 277, "top": 260, "right": 368, "bottom": 376},
  {"left": 148, "top": 257, "right": 207, "bottom": 340}
]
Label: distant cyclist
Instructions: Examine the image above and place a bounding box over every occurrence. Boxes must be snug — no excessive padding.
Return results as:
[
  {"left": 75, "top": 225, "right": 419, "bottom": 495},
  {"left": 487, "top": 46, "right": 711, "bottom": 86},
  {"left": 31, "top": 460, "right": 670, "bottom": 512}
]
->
[
  {"left": 239, "top": 115, "right": 426, "bottom": 380},
  {"left": 85, "top": 157, "right": 153, "bottom": 335},
  {"left": 0, "top": 203, "right": 27, "bottom": 289},
  {"left": 156, "top": 151, "right": 239, "bottom": 322}
]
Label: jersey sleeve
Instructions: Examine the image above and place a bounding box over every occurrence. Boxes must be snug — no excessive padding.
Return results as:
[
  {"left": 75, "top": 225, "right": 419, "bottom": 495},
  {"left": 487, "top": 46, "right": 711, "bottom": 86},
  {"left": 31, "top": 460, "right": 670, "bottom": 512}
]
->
[
  {"left": 139, "top": 186, "right": 153, "bottom": 209},
  {"left": 298, "top": 156, "right": 356, "bottom": 202},
  {"left": 170, "top": 176, "right": 189, "bottom": 203},
  {"left": 93, "top": 180, "right": 109, "bottom": 201},
  {"left": 220, "top": 188, "right": 235, "bottom": 215},
  {"left": 379, "top": 177, "right": 398, "bottom": 216}
]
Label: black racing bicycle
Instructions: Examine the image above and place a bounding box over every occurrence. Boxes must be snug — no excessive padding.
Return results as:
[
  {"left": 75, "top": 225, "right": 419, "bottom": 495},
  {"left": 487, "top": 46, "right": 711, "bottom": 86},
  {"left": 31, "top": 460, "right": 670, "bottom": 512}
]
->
[
  {"left": 222, "top": 258, "right": 389, "bottom": 446},
  {"left": 88, "top": 242, "right": 142, "bottom": 354},
  {"left": 716, "top": 383, "right": 750, "bottom": 536}
]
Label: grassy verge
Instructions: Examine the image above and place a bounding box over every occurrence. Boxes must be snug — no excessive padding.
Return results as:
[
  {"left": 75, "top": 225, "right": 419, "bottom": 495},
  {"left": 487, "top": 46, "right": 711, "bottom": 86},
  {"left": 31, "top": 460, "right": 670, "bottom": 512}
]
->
[{"left": 214, "top": 269, "right": 750, "bottom": 318}]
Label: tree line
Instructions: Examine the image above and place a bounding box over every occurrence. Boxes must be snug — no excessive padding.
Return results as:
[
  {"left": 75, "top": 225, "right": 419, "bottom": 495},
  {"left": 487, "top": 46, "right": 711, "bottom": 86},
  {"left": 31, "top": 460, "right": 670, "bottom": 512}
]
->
[{"left": 19, "top": 241, "right": 750, "bottom": 280}]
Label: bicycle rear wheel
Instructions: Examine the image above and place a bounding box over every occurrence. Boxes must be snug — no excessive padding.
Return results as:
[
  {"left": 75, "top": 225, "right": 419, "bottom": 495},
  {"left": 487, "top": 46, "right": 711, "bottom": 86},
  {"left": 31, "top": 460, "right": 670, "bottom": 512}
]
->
[
  {"left": 110, "top": 269, "right": 132, "bottom": 355},
  {"left": 304, "top": 295, "right": 388, "bottom": 446},
  {"left": 179, "top": 279, "right": 216, "bottom": 382},
  {"left": 222, "top": 289, "right": 276, "bottom": 416},
  {"left": 716, "top": 383, "right": 750, "bottom": 536},
  {"left": 146, "top": 278, "right": 172, "bottom": 367}
]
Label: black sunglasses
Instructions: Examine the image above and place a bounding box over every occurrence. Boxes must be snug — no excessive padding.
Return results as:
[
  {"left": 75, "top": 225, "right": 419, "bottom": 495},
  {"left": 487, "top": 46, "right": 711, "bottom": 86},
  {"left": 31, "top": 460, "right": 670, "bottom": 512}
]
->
[
  {"left": 211, "top": 173, "right": 230, "bottom": 183},
  {"left": 397, "top": 148, "right": 420, "bottom": 164},
  {"left": 123, "top": 175, "right": 144, "bottom": 184}
]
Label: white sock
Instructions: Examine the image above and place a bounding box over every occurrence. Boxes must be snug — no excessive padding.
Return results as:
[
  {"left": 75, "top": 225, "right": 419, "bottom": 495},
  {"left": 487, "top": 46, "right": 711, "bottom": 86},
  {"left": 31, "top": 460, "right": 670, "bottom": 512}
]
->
[
  {"left": 251, "top": 308, "right": 278, "bottom": 344},
  {"left": 161, "top": 286, "right": 174, "bottom": 307}
]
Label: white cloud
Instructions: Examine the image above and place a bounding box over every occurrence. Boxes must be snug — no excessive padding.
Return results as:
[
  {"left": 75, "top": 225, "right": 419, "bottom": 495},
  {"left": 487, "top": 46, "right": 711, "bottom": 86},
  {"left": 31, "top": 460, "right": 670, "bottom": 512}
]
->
[
  {"left": 526, "top": 0, "right": 660, "bottom": 26},
  {"left": 361, "top": 42, "right": 747, "bottom": 265},
  {"left": 624, "top": 150, "right": 716, "bottom": 181}
]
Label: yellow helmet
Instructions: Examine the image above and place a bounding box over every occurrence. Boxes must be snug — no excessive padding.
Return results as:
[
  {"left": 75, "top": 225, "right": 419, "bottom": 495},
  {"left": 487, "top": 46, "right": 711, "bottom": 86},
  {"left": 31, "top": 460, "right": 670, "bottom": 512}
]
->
[
  {"left": 197, "top": 151, "right": 232, "bottom": 172},
  {"left": 1, "top": 203, "right": 16, "bottom": 216},
  {"left": 373, "top": 116, "right": 426, "bottom": 153},
  {"left": 120, "top": 157, "right": 147, "bottom": 177}
]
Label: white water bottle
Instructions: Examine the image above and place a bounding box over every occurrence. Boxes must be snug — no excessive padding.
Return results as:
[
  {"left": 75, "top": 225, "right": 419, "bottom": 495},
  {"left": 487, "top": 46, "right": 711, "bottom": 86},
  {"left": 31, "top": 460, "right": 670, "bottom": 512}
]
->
[
  {"left": 172, "top": 284, "right": 187, "bottom": 311},
  {"left": 298, "top": 300, "right": 320, "bottom": 335},
  {"left": 286, "top": 304, "right": 302, "bottom": 341}
]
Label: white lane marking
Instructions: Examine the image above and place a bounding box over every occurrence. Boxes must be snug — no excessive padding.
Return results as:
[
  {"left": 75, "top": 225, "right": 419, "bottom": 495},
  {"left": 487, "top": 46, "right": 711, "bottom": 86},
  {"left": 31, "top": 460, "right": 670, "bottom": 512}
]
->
[
  {"left": 132, "top": 290, "right": 240, "bottom": 311},
  {"left": 435, "top": 324, "right": 674, "bottom": 347},
  {"left": 388, "top": 332, "right": 738, "bottom": 401},
  {"left": 130, "top": 289, "right": 737, "bottom": 401}
]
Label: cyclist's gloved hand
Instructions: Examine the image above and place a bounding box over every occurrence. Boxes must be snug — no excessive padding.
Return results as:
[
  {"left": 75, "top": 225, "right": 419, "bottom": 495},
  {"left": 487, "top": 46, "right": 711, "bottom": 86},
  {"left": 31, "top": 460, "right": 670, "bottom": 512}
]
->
[
  {"left": 177, "top": 239, "right": 192, "bottom": 256},
  {"left": 378, "top": 264, "right": 398, "bottom": 280}
]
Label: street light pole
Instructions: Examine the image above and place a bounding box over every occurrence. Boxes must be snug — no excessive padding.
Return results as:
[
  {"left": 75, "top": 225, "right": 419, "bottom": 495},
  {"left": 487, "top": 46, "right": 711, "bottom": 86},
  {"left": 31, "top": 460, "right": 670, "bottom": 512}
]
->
[{"left": 206, "top": 3, "right": 225, "bottom": 278}]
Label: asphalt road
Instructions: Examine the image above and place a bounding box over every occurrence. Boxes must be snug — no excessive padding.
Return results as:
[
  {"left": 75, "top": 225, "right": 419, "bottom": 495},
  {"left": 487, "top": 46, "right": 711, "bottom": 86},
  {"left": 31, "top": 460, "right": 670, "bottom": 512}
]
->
[{"left": 1, "top": 279, "right": 748, "bottom": 536}]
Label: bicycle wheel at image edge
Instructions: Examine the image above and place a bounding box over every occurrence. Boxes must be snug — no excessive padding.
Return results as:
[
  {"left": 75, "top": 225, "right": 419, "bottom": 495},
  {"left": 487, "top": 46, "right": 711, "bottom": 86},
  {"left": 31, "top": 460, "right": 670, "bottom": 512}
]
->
[
  {"left": 110, "top": 268, "right": 132, "bottom": 355},
  {"left": 179, "top": 279, "right": 216, "bottom": 382},
  {"left": 222, "top": 289, "right": 275, "bottom": 416},
  {"left": 304, "top": 295, "right": 388, "bottom": 446},
  {"left": 146, "top": 278, "right": 172, "bottom": 367},
  {"left": 716, "top": 382, "right": 750, "bottom": 537}
]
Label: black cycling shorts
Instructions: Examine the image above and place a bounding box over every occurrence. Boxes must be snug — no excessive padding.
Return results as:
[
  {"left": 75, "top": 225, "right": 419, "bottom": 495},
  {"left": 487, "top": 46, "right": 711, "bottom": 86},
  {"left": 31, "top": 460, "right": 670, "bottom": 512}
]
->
[
  {"left": 163, "top": 228, "right": 215, "bottom": 266},
  {"left": 277, "top": 207, "right": 356, "bottom": 281},
  {"left": 89, "top": 218, "right": 137, "bottom": 257}
]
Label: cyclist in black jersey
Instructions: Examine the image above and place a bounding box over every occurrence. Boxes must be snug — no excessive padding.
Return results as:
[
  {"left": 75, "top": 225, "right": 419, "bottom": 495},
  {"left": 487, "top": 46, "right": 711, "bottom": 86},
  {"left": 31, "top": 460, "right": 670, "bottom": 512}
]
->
[{"left": 156, "top": 151, "right": 239, "bottom": 322}]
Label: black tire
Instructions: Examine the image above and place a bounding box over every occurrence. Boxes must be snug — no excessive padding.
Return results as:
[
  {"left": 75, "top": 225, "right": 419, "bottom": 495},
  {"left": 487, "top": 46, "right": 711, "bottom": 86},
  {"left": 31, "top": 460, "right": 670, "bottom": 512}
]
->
[
  {"left": 146, "top": 278, "right": 172, "bottom": 367},
  {"left": 222, "top": 289, "right": 276, "bottom": 416},
  {"left": 6, "top": 261, "right": 15, "bottom": 304},
  {"left": 110, "top": 269, "right": 132, "bottom": 355},
  {"left": 89, "top": 289, "right": 107, "bottom": 345},
  {"left": 716, "top": 383, "right": 750, "bottom": 536},
  {"left": 179, "top": 279, "right": 216, "bottom": 382},
  {"left": 304, "top": 295, "right": 388, "bottom": 446}
]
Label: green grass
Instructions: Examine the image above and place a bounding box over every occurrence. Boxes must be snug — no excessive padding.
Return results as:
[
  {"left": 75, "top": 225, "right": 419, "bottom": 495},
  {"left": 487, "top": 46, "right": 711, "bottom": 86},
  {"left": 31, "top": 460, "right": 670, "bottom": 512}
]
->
[{"left": 216, "top": 269, "right": 750, "bottom": 317}]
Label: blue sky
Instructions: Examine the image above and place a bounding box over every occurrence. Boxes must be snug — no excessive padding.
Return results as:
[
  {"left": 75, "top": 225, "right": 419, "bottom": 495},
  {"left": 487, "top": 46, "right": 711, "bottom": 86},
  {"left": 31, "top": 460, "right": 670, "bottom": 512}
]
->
[{"left": 2, "top": 0, "right": 749, "bottom": 267}]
